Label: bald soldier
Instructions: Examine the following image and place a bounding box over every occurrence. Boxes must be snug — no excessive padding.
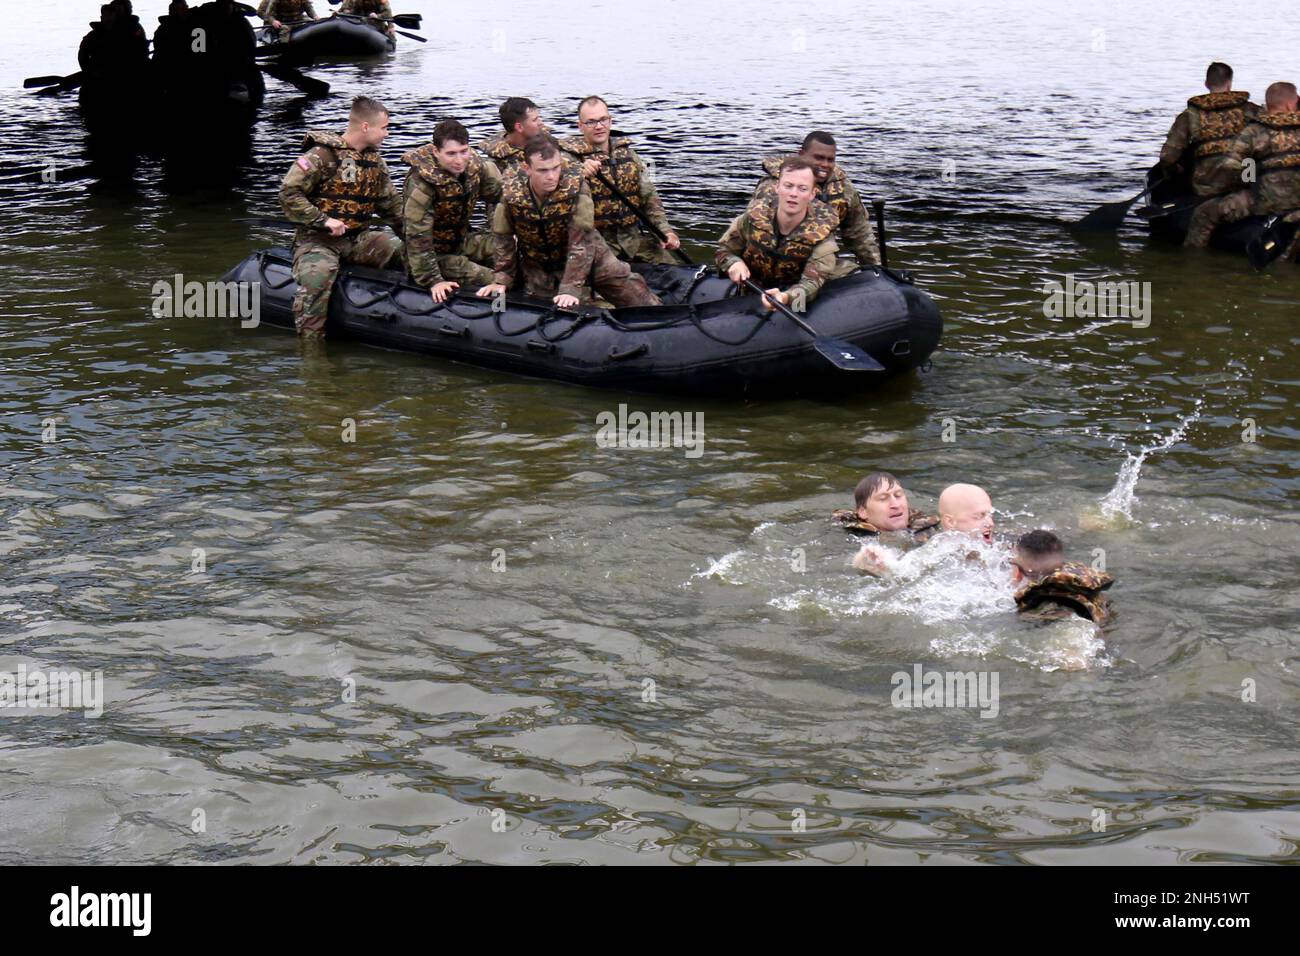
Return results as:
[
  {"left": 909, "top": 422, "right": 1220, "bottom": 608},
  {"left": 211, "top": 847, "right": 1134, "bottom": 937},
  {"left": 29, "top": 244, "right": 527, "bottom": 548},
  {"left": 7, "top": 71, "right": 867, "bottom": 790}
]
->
[
  {"left": 752, "top": 131, "right": 880, "bottom": 273},
  {"left": 937, "top": 483, "right": 996, "bottom": 544},
  {"left": 257, "top": 0, "right": 317, "bottom": 41},
  {"left": 1189, "top": 81, "right": 1300, "bottom": 249},
  {"left": 402, "top": 118, "right": 503, "bottom": 303},
  {"left": 476, "top": 134, "right": 662, "bottom": 309},
  {"left": 717, "top": 156, "right": 840, "bottom": 311},
  {"left": 558, "top": 96, "right": 682, "bottom": 264},
  {"left": 279, "top": 95, "right": 404, "bottom": 337},
  {"left": 479, "top": 97, "right": 547, "bottom": 175},
  {"left": 1158, "top": 62, "right": 1258, "bottom": 199}
]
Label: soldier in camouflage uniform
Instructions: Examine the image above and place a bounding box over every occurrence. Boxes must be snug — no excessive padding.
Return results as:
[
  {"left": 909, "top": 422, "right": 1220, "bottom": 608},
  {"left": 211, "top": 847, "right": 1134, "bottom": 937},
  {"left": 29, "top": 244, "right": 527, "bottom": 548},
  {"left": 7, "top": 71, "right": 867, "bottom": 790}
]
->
[
  {"left": 478, "top": 97, "right": 547, "bottom": 179},
  {"left": 257, "top": 0, "right": 317, "bottom": 41},
  {"left": 279, "top": 96, "right": 404, "bottom": 337},
  {"left": 1187, "top": 81, "right": 1300, "bottom": 248},
  {"left": 402, "top": 118, "right": 503, "bottom": 303},
  {"left": 475, "top": 135, "right": 661, "bottom": 309},
  {"left": 557, "top": 95, "right": 681, "bottom": 264},
  {"left": 339, "top": 0, "right": 394, "bottom": 38},
  {"left": 751, "top": 131, "right": 879, "bottom": 276},
  {"left": 834, "top": 472, "right": 939, "bottom": 541},
  {"left": 1011, "top": 530, "right": 1115, "bottom": 626},
  {"left": 717, "top": 156, "right": 840, "bottom": 312}
]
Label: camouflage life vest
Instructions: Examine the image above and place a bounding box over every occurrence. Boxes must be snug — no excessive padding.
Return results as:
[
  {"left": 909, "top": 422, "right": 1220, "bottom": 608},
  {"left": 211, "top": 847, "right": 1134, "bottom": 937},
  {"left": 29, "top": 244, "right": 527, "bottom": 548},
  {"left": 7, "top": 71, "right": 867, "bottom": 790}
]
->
[
  {"left": 502, "top": 165, "right": 582, "bottom": 274},
  {"left": 832, "top": 508, "right": 941, "bottom": 543},
  {"left": 268, "top": 0, "right": 313, "bottom": 20},
  {"left": 481, "top": 133, "right": 526, "bottom": 172},
  {"left": 1256, "top": 111, "right": 1300, "bottom": 175},
  {"left": 560, "top": 136, "right": 644, "bottom": 231},
  {"left": 742, "top": 194, "right": 839, "bottom": 288},
  {"left": 757, "top": 154, "right": 851, "bottom": 225},
  {"left": 302, "top": 130, "right": 389, "bottom": 233},
  {"left": 343, "top": 0, "right": 385, "bottom": 13},
  {"left": 402, "top": 145, "right": 484, "bottom": 253},
  {"left": 1014, "top": 561, "right": 1115, "bottom": 625},
  {"left": 1187, "top": 91, "right": 1253, "bottom": 158}
]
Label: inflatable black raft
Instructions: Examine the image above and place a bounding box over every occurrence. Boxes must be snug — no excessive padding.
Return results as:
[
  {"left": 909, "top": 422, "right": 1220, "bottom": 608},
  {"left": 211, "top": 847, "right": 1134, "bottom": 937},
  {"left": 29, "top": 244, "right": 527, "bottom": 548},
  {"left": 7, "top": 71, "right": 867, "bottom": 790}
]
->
[
  {"left": 260, "top": 16, "right": 395, "bottom": 58},
  {"left": 1142, "top": 163, "right": 1278, "bottom": 254},
  {"left": 220, "top": 247, "right": 943, "bottom": 396}
]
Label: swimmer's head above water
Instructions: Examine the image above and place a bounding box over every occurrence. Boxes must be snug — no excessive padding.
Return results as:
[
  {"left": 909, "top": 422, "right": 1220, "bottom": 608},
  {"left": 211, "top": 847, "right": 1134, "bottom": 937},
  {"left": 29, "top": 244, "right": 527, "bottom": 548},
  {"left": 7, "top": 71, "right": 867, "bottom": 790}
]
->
[
  {"left": 938, "top": 483, "right": 995, "bottom": 543},
  {"left": 854, "top": 472, "right": 911, "bottom": 532},
  {"left": 1011, "top": 529, "right": 1065, "bottom": 582}
]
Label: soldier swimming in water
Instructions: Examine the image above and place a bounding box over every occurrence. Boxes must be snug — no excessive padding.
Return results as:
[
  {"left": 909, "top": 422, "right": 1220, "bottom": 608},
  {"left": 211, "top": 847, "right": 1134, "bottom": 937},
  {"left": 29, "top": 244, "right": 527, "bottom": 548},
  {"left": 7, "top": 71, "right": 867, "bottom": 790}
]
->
[
  {"left": 854, "top": 482, "right": 996, "bottom": 575},
  {"left": 1011, "top": 529, "right": 1114, "bottom": 626}
]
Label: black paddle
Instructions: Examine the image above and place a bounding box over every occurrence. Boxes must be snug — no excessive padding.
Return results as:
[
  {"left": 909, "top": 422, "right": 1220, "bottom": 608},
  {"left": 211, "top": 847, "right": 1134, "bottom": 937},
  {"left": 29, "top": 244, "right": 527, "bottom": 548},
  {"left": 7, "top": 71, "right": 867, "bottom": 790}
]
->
[
  {"left": 1073, "top": 173, "right": 1167, "bottom": 232},
  {"left": 741, "top": 279, "right": 883, "bottom": 371},
  {"left": 259, "top": 62, "right": 329, "bottom": 98},
  {"left": 558, "top": 144, "right": 692, "bottom": 266},
  {"left": 35, "top": 73, "right": 84, "bottom": 96},
  {"left": 1246, "top": 214, "right": 1300, "bottom": 270},
  {"left": 1134, "top": 193, "right": 1213, "bottom": 221},
  {"left": 23, "top": 74, "right": 67, "bottom": 88},
  {"left": 331, "top": 12, "right": 426, "bottom": 41}
]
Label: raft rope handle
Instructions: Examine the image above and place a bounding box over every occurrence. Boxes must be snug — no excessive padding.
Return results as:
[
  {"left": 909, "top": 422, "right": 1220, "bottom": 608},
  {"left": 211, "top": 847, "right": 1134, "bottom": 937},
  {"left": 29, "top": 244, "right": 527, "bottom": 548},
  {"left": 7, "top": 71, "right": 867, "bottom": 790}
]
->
[{"left": 256, "top": 251, "right": 298, "bottom": 291}]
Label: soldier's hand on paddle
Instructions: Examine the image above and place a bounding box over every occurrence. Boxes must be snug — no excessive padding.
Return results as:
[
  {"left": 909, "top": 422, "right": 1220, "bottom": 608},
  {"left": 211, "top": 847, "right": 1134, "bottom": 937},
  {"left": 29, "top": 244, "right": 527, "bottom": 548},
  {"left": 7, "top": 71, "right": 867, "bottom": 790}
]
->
[
  {"left": 582, "top": 157, "right": 603, "bottom": 178},
  {"left": 431, "top": 281, "right": 459, "bottom": 304},
  {"left": 761, "top": 288, "right": 788, "bottom": 311},
  {"left": 553, "top": 293, "right": 580, "bottom": 309},
  {"left": 477, "top": 283, "right": 506, "bottom": 298},
  {"left": 726, "top": 261, "right": 750, "bottom": 285},
  {"left": 661, "top": 231, "right": 681, "bottom": 251},
  {"left": 323, "top": 217, "right": 347, "bottom": 237}
]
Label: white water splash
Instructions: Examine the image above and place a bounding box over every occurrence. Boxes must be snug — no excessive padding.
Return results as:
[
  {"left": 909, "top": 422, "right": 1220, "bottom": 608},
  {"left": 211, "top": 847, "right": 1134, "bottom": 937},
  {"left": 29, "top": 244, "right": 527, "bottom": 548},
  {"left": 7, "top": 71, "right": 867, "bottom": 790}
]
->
[{"left": 1099, "top": 404, "right": 1202, "bottom": 521}]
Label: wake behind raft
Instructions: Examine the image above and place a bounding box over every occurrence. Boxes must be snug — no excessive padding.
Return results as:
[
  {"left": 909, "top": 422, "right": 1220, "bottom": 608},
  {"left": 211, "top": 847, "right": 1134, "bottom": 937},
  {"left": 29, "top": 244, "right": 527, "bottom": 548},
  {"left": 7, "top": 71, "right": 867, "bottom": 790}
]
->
[{"left": 219, "top": 248, "right": 943, "bottom": 397}]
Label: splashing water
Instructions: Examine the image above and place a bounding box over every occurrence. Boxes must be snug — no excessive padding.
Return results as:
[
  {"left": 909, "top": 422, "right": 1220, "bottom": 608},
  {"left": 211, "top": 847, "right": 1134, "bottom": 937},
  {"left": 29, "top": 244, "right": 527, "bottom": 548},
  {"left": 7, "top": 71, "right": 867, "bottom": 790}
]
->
[{"left": 1098, "top": 404, "right": 1203, "bottom": 521}]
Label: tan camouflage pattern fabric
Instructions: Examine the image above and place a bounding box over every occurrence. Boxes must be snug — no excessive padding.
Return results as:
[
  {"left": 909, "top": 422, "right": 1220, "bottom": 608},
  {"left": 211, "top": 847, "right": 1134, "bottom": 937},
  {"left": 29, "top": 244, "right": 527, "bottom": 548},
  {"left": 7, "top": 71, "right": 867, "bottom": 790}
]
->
[
  {"left": 1215, "top": 111, "right": 1300, "bottom": 216},
  {"left": 258, "top": 0, "right": 316, "bottom": 39},
  {"left": 498, "top": 164, "right": 584, "bottom": 275},
  {"left": 280, "top": 130, "right": 402, "bottom": 235},
  {"left": 339, "top": 0, "right": 391, "bottom": 15},
  {"left": 480, "top": 133, "right": 527, "bottom": 174},
  {"left": 290, "top": 228, "right": 403, "bottom": 337},
  {"left": 401, "top": 146, "right": 502, "bottom": 286},
  {"left": 1160, "top": 92, "right": 1260, "bottom": 196},
  {"left": 716, "top": 193, "right": 840, "bottom": 306},
  {"left": 832, "top": 508, "right": 941, "bottom": 543},
  {"left": 1014, "top": 561, "right": 1115, "bottom": 626},
  {"left": 753, "top": 155, "right": 880, "bottom": 265},
  {"left": 559, "top": 136, "right": 670, "bottom": 231}
]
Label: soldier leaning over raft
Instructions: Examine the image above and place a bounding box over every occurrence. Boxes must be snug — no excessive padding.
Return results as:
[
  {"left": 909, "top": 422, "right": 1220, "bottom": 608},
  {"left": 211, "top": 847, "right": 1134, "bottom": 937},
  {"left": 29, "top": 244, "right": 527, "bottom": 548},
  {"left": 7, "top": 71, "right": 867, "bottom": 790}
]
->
[
  {"left": 401, "top": 118, "right": 503, "bottom": 303},
  {"left": 475, "top": 134, "right": 662, "bottom": 310},
  {"left": 716, "top": 156, "right": 840, "bottom": 312},
  {"left": 558, "top": 95, "right": 682, "bottom": 265},
  {"left": 752, "top": 130, "right": 880, "bottom": 272},
  {"left": 279, "top": 95, "right": 404, "bottom": 338}
]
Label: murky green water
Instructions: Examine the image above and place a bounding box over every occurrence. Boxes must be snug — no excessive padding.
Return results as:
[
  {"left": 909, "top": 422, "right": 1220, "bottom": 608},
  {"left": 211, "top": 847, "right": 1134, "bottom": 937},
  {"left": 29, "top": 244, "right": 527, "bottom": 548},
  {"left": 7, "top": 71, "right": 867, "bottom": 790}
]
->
[{"left": 1, "top": 0, "right": 1297, "bottom": 864}]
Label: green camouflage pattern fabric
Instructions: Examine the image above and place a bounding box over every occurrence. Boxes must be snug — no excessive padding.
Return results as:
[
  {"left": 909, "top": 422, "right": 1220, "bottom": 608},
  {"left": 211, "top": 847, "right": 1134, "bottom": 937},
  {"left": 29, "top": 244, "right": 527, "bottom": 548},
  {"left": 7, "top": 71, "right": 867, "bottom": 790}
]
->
[
  {"left": 832, "top": 508, "right": 941, "bottom": 543},
  {"left": 479, "top": 133, "right": 527, "bottom": 174},
  {"left": 497, "top": 164, "right": 584, "bottom": 275},
  {"left": 291, "top": 228, "right": 403, "bottom": 336},
  {"left": 258, "top": 0, "right": 316, "bottom": 40},
  {"left": 1014, "top": 561, "right": 1115, "bottom": 626},
  {"left": 279, "top": 129, "right": 402, "bottom": 235},
  {"left": 753, "top": 154, "right": 880, "bottom": 265},
  {"left": 1160, "top": 92, "right": 1260, "bottom": 195},
  {"left": 1215, "top": 111, "right": 1300, "bottom": 215},
  {"left": 339, "top": 0, "right": 391, "bottom": 15},
  {"left": 401, "top": 145, "right": 501, "bottom": 286},
  {"left": 558, "top": 136, "right": 674, "bottom": 252},
  {"left": 716, "top": 193, "right": 840, "bottom": 305}
]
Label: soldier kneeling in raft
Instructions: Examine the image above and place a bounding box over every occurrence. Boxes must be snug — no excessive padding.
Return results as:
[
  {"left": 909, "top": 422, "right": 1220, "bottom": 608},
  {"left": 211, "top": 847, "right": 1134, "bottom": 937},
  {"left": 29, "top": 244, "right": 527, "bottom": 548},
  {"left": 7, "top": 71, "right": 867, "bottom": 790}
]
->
[
  {"left": 476, "top": 134, "right": 662, "bottom": 310},
  {"left": 402, "top": 118, "right": 503, "bottom": 304},
  {"left": 279, "top": 95, "right": 405, "bottom": 338},
  {"left": 716, "top": 156, "right": 840, "bottom": 312},
  {"left": 1011, "top": 530, "right": 1114, "bottom": 626}
]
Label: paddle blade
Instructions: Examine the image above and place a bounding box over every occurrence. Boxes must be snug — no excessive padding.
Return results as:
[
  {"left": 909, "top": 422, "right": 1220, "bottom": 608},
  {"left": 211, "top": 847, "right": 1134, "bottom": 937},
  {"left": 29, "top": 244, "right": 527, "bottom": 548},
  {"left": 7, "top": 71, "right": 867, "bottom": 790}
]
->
[
  {"left": 395, "top": 29, "right": 427, "bottom": 42},
  {"left": 260, "top": 63, "right": 329, "bottom": 98},
  {"left": 1072, "top": 197, "right": 1136, "bottom": 232},
  {"left": 23, "top": 75, "right": 65, "bottom": 88},
  {"left": 1247, "top": 218, "right": 1298, "bottom": 271},
  {"left": 812, "top": 336, "right": 885, "bottom": 371},
  {"left": 392, "top": 14, "right": 422, "bottom": 28}
]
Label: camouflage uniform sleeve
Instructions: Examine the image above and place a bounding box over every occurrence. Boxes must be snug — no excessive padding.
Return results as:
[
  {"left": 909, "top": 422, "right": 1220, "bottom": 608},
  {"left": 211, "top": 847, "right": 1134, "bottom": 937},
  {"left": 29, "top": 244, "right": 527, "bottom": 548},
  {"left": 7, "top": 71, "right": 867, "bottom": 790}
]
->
[
  {"left": 403, "top": 174, "right": 442, "bottom": 287},
  {"left": 787, "top": 236, "right": 839, "bottom": 307},
  {"left": 375, "top": 159, "right": 404, "bottom": 234},
  {"left": 715, "top": 213, "right": 748, "bottom": 273},
  {"left": 1215, "top": 124, "right": 1265, "bottom": 189},
  {"left": 479, "top": 157, "right": 504, "bottom": 222},
  {"left": 1159, "top": 110, "right": 1192, "bottom": 168},
  {"left": 491, "top": 202, "right": 517, "bottom": 288},
  {"left": 278, "top": 146, "right": 333, "bottom": 228},
  {"left": 558, "top": 192, "right": 597, "bottom": 299},
  {"left": 304, "top": 1, "right": 318, "bottom": 17},
  {"left": 838, "top": 179, "right": 880, "bottom": 266},
  {"left": 628, "top": 147, "right": 672, "bottom": 235},
  {"left": 257, "top": 0, "right": 277, "bottom": 24}
]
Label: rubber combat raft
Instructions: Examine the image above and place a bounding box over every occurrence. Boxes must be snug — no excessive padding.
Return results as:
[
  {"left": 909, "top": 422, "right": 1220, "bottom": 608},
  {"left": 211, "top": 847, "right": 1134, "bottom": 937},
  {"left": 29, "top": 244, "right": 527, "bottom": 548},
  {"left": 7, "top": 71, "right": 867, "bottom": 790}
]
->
[
  {"left": 1142, "top": 163, "right": 1268, "bottom": 252},
  {"left": 260, "top": 16, "right": 395, "bottom": 58},
  {"left": 220, "top": 247, "right": 943, "bottom": 396}
]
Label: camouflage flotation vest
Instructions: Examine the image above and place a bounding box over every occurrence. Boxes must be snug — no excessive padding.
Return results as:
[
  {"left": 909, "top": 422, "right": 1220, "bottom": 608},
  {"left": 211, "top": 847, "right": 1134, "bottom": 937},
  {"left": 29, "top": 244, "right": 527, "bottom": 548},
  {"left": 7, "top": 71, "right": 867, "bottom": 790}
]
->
[
  {"left": 757, "top": 154, "right": 851, "bottom": 225},
  {"left": 481, "top": 133, "right": 526, "bottom": 172},
  {"left": 1014, "top": 561, "right": 1114, "bottom": 625},
  {"left": 501, "top": 165, "right": 583, "bottom": 274},
  {"left": 264, "top": 0, "right": 314, "bottom": 21},
  {"left": 302, "top": 130, "right": 389, "bottom": 233},
  {"left": 831, "top": 508, "right": 940, "bottom": 543},
  {"left": 1187, "top": 91, "right": 1254, "bottom": 158},
  {"left": 742, "top": 194, "right": 839, "bottom": 288},
  {"left": 1256, "top": 111, "right": 1300, "bottom": 177},
  {"left": 560, "top": 136, "right": 644, "bottom": 231},
  {"left": 342, "top": 0, "right": 386, "bottom": 13},
  {"left": 401, "top": 145, "right": 484, "bottom": 253}
]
